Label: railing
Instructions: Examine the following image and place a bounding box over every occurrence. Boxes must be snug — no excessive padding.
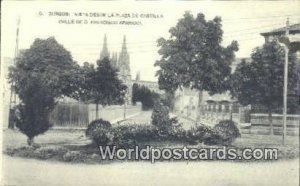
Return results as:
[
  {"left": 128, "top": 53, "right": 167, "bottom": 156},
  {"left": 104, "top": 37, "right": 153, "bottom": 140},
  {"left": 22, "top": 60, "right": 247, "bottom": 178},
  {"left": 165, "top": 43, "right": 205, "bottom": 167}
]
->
[{"left": 250, "top": 113, "right": 300, "bottom": 135}]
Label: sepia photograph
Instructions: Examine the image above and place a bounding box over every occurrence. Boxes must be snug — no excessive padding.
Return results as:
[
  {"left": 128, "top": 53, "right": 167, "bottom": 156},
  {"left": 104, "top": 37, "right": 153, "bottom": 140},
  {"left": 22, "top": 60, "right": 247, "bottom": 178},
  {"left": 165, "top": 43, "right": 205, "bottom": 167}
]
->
[{"left": 1, "top": 0, "right": 299, "bottom": 185}]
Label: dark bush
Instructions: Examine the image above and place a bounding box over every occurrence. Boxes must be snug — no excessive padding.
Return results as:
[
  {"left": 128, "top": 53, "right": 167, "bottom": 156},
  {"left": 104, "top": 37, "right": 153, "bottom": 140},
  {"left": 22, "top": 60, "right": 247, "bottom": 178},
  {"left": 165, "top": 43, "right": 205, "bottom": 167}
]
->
[
  {"left": 151, "top": 99, "right": 175, "bottom": 134},
  {"left": 111, "top": 124, "right": 158, "bottom": 148},
  {"left": 204, "top": 120, "right": 241, "bottom": 145},
  {"left": 187, "top": 124, "right": 214, "bottom": 144},
  {"left": 15, "top": 100, "right": 54, "bottom": 146},
  {"left": 132, "top": 83, "right": 160, "bottom": 110},
  {"left": 85, "top": 119, "right": 112, "bottom": 146},
  {"left": 167, "top": 124, "right": 187, "bottom": 142}
]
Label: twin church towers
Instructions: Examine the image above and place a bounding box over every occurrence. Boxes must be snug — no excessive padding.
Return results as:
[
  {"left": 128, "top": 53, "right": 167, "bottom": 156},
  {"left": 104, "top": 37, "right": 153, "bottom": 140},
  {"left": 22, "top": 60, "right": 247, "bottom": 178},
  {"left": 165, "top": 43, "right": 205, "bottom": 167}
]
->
[{"left": 99, "top": 34, "right": 132, "bottom": 103}]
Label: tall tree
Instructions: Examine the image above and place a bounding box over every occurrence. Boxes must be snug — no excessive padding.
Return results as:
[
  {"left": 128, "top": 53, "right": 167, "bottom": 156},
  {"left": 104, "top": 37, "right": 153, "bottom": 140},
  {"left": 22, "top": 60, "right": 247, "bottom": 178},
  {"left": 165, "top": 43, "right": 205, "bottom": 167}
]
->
[
  {"left": 9, "top": 37, "right": 79, "bottom": 145},
  {"left": 131, "top": 83, "right": 139, "bottom": 105},
  {"left": 230, "top": 41, "right": 299, "bottom": 135},
  {"left": 131, "top": 83, "right": 159, "bottom": 110},
  {"left": 89, "top": 57, "right": 127, "bottom": 119},
  {"left": 74, "top": 62, "right": 96, "bottom": 102},
  {"left": 155, "top": 12, "right": 238, "bottom": 121}
]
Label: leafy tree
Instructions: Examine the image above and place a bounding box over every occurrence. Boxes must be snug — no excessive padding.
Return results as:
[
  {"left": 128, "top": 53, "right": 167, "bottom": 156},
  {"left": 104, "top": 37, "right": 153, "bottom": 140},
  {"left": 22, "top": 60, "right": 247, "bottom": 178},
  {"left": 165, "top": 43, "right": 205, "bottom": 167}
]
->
[
  {"left": 75, "top": 62, "right": 96, "bottom": 102},
  {"left": 131, "top": 83, "right": 139, "bottom": 105},
  {"left": 155, "top": 12, "right": 238, "bottom": 121},
  {"left": 89, "top": 57, "right": 127, "bottom": 119},
  {"left": 131, "top": 83, "right": 159, "bottom": 110},
  {"left": 151, "top": 98, "right": 172, "bottom": 133},
  {"left": 9, "top": 37, "right": 79, "bottom": 145},
  {"left": 162, "top": 91, "right": 175, "bottom": 111},
  {"left": 230, "top": 41, "right": 299, "bottom": 135}
]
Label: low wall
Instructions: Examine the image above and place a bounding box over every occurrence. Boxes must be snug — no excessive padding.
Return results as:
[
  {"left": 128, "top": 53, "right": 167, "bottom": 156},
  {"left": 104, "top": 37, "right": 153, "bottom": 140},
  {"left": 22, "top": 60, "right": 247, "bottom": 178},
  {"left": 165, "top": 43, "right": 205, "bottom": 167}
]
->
[
  {"left": 50, "top": 102, "right": 89, "bottom": 128},
  {"left": 50, "top": 103, "right": 142, "bottom": 128},
  {"left": 88, "top": 104, "right": 142, "bottom": 123},
  {"left": 250, "top": 113, "right": 300, "bottom": 136}
]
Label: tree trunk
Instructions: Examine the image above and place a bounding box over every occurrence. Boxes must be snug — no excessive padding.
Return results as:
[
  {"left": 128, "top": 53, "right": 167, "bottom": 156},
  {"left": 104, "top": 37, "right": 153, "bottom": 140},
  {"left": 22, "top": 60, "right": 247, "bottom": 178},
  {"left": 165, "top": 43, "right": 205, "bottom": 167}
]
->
[
  {"left": 27, "top": 137, "right": 34, "bottom": 146},
  {"left": 196, "top": 91, "right": 203, "bottom": 124},
  {"left": 268, "top": 109, "right": 274, "bottom": 135},
  {"left": 95, "top": 103, "right": 99, "bottom": 119},
  {"left": 167, "top": 91, "right": 175, "bottom": 112},
  {"left": 229, "top": 104, "right": 233, "bottom": 121}
]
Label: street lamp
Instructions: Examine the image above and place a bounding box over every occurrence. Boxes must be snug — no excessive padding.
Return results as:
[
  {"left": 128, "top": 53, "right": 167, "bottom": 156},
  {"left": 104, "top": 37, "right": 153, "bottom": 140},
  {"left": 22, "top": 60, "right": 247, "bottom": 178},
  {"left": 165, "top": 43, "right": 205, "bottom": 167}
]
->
[
  {"left": 277, "top": 19, "right": 300, "bottom": 145},
  {"left": 277, "top": 19, "right": 289, "bottom": 145}
]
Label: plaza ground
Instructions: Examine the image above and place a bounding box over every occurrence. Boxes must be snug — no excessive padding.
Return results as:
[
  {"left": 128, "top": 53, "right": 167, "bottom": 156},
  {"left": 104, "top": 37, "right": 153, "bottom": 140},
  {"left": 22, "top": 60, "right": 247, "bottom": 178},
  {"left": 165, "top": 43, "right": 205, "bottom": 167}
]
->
[{"left": 2, "top": 155, "right": 299, "bottom": 186}]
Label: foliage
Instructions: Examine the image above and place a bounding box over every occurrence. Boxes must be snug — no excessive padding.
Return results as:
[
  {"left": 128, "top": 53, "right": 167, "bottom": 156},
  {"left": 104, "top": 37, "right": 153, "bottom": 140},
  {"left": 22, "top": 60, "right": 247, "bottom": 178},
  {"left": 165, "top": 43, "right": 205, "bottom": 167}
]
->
[
  {"left": 63, "top": 151, "right": 85, "bottom": 162},
  {"left": 14, "top": 91, "right": 54, "bottom": 145},
  {"left": 8, "top": 37, "right": 78, "bottom": 144},
  {"left": 34, "top": 146, "right": 68, "bottom": 159},
  {"left": 230, "top": 41, "right": 298, "bottom": 110},
  {"left": 186, "top": 124, "right": 214, "bottom": 144},
  {"left": 9, "top": 37, "right": 80, "bottom": 100},
  {"left": 87, "top": 119, "right": 240, "bottom": 148},
  {"left": 131, "top": 83, "right": 139, "bottom": 105},
  {"left": 131, "top": 83, "right": 160, "bottom": 110},
  {"left": 88, "top": 57, "right": 127, "bottom": 106},
  {"left": 161, "top": 91, "right": 175, "bottom": 111},
  {"left": 155, "top": 12, "right": 238, "bottom": 94},
  {"left": 85, "top": 119, "right": 112, "bottom": 146},
  {"left": 74, "top": 62, "right": 95, "bottom": 101},
  {"left": 151, "top": 99, "right": 174, "bottom": 134},
  {"left": 230, "top": 41, "right": 299, "bottom": 134},
  {"left": 204, "top": 120, "right": 241, "bottom": 145},
  {"left": 111, "top": 124, "right": 158, "bottom": 148}
]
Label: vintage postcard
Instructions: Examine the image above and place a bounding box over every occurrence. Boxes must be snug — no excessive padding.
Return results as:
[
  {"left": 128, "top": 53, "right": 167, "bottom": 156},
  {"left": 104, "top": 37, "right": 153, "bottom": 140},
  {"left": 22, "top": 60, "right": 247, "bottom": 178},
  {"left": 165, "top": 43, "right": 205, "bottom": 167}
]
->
[{"left": 1, "top": 0, "right": 299, "bottom": 185}]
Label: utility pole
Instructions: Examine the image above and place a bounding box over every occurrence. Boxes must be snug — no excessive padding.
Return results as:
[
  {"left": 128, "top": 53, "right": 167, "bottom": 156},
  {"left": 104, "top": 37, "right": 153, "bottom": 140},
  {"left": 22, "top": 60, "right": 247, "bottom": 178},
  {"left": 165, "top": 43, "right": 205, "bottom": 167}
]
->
[
  {"left": 123, "top": 74, "right": 128, "bottom": 120},
  {"left": 8, "top": 17, "right": 21, "bottom": 129},
  {"left": 282, "top": 18, "right": 289, "bottom": 145}
]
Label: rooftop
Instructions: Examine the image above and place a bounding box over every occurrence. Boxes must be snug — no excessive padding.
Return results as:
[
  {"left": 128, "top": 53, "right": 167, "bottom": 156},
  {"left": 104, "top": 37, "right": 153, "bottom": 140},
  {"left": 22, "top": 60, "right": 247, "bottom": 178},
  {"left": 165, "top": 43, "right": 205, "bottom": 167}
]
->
[{"left": 261, "top": 23, "right": 300, "bottom": 37}]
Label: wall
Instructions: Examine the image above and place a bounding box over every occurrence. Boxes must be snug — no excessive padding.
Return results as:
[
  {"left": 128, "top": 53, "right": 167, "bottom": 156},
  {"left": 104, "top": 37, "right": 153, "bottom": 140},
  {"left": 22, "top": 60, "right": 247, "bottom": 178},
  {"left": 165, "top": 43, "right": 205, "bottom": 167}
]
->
[
  {"left": 250, "top": 113, "right": 299, "bottom": 136},
  {"left": 50, "top": 102, "right": 142, "bottom": 128}
]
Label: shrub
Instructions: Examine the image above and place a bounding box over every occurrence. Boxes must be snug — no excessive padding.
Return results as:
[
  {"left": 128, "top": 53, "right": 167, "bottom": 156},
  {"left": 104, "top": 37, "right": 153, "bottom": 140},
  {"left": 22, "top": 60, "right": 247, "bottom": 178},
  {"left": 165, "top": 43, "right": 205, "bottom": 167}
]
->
[
  {"left": 33, "top": 146, "right": 68, "bottom": 159},
  {"left": 204, "top": 120, "right": 241, "bottom": 145},
  {"left": 151, "top": 99, "right": 174, "bottom": 134},
  {"left": 111, "top": 124, "right": 158, "bottom": 148},
  {"left": 132, "top": 84, "right": 159, "bottom": 110},
  {"left": 85, "top": 119, "right": 112, "bottom": 146},
  {"left": 187, "top": 124, "right": 214, "bottom": 144},
  {"left": 110, "top": 125, "right": 137, "bottom": 148},
  {"left": 63, "top": 151, "right": 84, "bottom": 162},
  {"left": 167, "top": 124, "right": 187, "bottom": 142},
  {"left": 15, "top": 99, "right": 55, "bottom": 146}
]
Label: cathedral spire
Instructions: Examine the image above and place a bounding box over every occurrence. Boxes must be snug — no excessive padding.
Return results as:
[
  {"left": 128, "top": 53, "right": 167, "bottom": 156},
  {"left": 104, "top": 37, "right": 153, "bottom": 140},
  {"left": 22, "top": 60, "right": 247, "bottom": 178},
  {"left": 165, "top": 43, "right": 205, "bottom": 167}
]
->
[
  {"left": 135, "top": 71, "right": 141, "bottom": 81},
  {"left": 100, "top": 34, "right": 110, "bottom": 60},
  {"left": 121, "top": 35, "right": 127, "bottom": 52}
]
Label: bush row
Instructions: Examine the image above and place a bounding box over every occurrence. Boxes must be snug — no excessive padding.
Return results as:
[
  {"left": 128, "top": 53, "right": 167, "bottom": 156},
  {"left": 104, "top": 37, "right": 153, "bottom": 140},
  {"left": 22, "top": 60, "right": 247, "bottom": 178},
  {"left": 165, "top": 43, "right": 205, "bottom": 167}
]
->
[{"left": 86, "top": 119, "right": 241, "bottom": 148}]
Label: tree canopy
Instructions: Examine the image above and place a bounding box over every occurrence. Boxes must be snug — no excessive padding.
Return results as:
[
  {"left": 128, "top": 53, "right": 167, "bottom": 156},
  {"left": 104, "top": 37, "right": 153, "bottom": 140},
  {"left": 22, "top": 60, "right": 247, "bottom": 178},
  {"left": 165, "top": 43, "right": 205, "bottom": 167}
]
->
[
  {"left": 10, "top": 37, "right": 78, "bottom": 100},
  {"left": 230, "top": 41, "right": 299, "bottom": 111},
  {"left": 9, "top": 37, "right": 79, "bottom": 144},
  {"left": 88, "top": 57, "right": 127, "bottom": 106},
  {"left": 155, "top": 12, "right": 239, "bottom": 94},
  {"left": 132, "top": 83, "right": 160, "bottom": 110}
]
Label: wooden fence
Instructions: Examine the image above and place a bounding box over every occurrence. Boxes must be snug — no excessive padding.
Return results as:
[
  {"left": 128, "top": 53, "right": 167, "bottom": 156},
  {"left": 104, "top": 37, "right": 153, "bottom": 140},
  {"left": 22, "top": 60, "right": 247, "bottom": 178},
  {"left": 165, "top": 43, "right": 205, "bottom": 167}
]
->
[
  {"left": 49, "top": 102, "right": 142, "bottom": 128},
  {"left": 49, "top": 102, "right": 89, "bottom": 128}
]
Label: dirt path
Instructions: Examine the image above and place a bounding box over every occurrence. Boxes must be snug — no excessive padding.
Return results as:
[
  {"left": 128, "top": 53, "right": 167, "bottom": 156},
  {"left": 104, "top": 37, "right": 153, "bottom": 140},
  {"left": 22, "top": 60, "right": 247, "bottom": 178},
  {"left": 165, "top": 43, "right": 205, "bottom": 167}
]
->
[{"left": 2, "top": 156, "right": 299, "bottom": 186}]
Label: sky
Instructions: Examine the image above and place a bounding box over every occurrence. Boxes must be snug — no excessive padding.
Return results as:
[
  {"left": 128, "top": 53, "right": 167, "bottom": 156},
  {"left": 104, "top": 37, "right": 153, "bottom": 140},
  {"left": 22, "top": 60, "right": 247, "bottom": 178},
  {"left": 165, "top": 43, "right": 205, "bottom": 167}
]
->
[{"left": 1, "top": 1, "right": 300, "bottom": 81}]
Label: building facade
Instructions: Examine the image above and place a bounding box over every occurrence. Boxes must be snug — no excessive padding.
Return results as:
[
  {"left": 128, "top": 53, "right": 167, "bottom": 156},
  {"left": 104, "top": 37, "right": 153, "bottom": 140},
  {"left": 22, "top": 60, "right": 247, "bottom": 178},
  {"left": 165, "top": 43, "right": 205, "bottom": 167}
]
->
[{"left": 173, "top": 58, "right": 248, "bottom": 121}]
